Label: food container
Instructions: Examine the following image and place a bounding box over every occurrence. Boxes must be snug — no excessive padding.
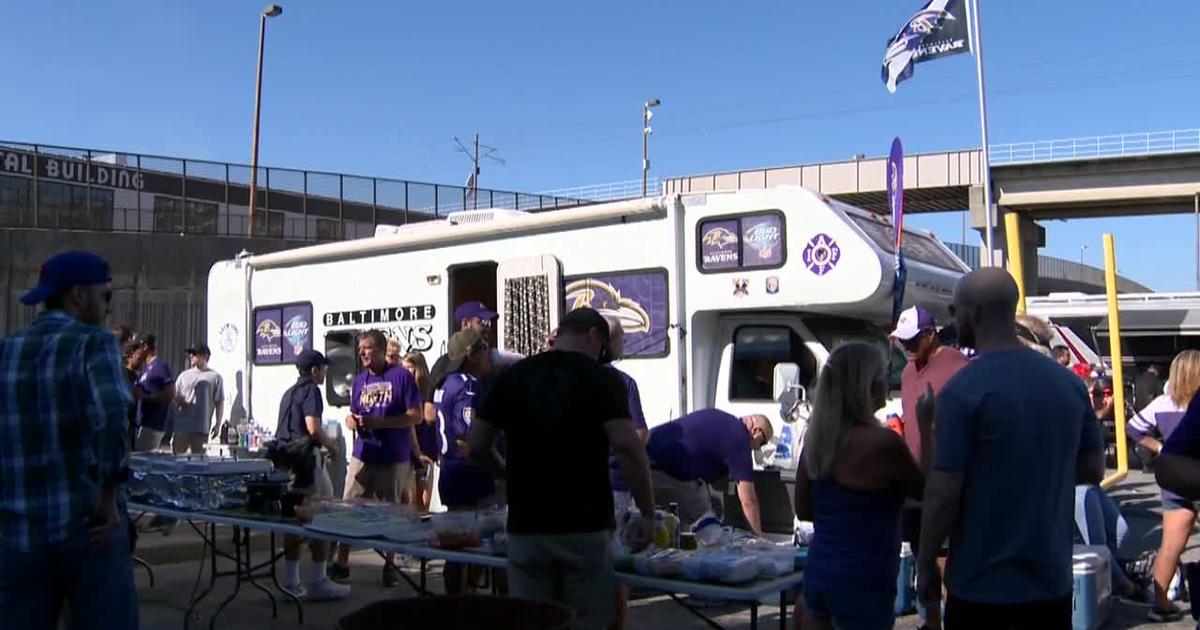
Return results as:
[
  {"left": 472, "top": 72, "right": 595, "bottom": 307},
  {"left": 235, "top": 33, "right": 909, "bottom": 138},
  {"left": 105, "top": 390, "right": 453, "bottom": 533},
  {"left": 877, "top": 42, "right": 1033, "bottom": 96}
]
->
[
  {"left": 700, "top": 551, "right": 759, "bottom": 584},
  {"left": 632, "top": 548, "right": 686, "bottom": 578},
  {"left": 433, "top": 513, "right": 482, "bottom": 549}
]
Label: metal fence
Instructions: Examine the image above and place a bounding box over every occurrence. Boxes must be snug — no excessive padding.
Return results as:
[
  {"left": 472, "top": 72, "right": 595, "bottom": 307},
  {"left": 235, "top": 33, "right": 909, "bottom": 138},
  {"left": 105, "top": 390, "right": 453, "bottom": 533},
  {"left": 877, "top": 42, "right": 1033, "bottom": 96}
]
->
[
  {"left": 0, "top": 140, "right": 590, "bottom": 242},
  {"left": 538, "top": 177, "right": 661, "bottom": 202},
  {"left": 989, "top": 129, "right": 1200, "bottom": 166}
]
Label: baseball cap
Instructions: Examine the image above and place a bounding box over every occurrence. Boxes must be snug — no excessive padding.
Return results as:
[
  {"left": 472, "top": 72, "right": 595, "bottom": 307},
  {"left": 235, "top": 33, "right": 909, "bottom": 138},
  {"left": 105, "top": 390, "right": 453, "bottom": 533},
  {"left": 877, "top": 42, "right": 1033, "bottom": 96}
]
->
[
  {"left": 21, "top": 251, "right": 112, "bottom": 306},
  {"left": 455, "top": 301, "right": 498, "bottom": 323},
  {"left": 445, "top": 329, "right": 487, "bottom": 373},
  {"left": 185, "top": 342, "right": 211, "bottom": 357},
  {"left": 130, "top": 333, "right": 157, "bottom": 350},
  {"left": 891, "top": 306, "right": 937, "bottom": 342},
  {"left": 296, "top": 349, "right": 329, "bottom": 372}
]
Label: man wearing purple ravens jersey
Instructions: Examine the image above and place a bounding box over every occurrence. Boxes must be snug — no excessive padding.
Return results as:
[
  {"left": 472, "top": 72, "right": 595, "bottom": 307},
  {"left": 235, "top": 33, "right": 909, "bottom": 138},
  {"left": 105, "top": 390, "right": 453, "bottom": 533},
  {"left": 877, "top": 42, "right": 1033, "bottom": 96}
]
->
[{"left": 435, "top": 329, "right": 503, "bottom": 594}]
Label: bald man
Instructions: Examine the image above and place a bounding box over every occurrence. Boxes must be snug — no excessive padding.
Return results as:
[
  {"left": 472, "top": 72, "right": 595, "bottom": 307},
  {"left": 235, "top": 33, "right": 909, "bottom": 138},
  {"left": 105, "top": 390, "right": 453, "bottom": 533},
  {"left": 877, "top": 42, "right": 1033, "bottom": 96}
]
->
[
  {"left": 645, "top": 409, "right": 773, "bottom": 535},
  {"left": 916, "top": 269, "right": 1105, "bottom": 629}
]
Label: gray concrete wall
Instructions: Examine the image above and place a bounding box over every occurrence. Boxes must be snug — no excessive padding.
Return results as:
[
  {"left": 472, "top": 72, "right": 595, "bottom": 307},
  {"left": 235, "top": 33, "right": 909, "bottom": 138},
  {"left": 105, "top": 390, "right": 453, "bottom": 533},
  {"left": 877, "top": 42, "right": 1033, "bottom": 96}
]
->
[{"left": 0, "top": 228, "right": 308, "bottom": 366}]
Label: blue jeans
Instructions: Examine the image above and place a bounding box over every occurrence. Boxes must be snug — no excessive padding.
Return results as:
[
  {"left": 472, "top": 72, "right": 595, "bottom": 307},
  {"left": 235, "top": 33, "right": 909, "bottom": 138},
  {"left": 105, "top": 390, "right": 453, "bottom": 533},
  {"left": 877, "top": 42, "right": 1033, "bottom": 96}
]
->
[
  {"left": 0, "top": 520, "right": 139, "bottom": 630},
  {"left": 804, "top": 580, "right": 895, "bottom": 630},
  {"left": 1074, "top": 484, "right": 1133, "bottom": 591}
]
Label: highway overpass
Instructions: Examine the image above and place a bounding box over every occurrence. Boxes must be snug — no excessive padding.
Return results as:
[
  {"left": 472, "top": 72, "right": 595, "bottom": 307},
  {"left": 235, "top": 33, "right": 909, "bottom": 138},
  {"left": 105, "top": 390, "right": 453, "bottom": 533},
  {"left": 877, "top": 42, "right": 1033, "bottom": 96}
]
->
[{"left": 548, "top": 129, "right": 1200, "bottom": 296}]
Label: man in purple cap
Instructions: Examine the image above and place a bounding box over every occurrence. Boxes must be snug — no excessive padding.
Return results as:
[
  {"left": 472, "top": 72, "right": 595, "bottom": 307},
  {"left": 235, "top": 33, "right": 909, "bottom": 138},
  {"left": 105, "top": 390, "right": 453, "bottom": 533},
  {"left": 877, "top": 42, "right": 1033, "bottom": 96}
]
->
[
  {"left": 427, "top": 300, "right": 498, "bottom": 398},
  {"left": 0, "top": 251, "right": 138, "bottom": 628},
  {"left": 892, "top": 305, "right": 967, "bottom": 630}
]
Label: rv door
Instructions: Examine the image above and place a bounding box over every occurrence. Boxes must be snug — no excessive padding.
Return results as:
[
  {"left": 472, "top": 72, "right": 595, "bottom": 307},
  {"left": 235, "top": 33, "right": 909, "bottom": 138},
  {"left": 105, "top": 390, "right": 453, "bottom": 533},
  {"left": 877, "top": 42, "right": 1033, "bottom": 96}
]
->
[{"left": 496, "top": 255, "right": 563, "bottom": 358}]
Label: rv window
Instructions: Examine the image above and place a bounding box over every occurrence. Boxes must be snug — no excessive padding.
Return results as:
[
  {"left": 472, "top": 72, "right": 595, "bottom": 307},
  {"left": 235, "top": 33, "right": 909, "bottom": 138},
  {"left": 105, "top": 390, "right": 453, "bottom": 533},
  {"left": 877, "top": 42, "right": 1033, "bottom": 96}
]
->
[
  {"left": 697, "top": 211, "right": 786, "bottom": 273},
  {"left": 730, "top": 326, "right": 816, "bottom": 401},
  {"left": 847, "top": 214, "right": 962, "bottom": 272},
  {"left": 562, "top": 268, "right": 670, "bottom": 358},
  {"left": 324, "top": 331, "right": 359, "bottom": 408},
  {"left": 804, "top": 316, "right": 906, "bottom": 390}
]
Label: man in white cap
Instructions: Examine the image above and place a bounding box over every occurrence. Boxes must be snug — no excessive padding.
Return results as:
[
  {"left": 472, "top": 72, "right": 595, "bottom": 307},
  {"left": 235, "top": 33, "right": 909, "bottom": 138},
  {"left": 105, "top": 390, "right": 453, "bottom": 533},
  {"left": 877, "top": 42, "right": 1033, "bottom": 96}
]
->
[{"left": 892, "top": 305, "right": 967, "bottom": 630}]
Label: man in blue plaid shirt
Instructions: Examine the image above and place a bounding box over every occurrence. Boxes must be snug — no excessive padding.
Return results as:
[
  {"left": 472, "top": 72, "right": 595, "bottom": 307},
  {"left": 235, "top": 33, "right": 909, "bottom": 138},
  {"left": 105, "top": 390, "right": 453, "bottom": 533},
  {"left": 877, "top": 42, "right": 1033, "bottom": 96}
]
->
[{"left": 0, "top": 251, "right": 138, "bottom": 629}]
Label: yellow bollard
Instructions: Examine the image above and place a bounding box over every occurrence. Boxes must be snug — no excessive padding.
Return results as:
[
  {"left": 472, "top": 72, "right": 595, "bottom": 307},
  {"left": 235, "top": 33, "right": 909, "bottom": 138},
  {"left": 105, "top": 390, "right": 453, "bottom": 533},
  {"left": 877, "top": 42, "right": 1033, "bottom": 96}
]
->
[
  {"left": 1004, "top": 212, "right": 1026, "bottom": 314},
  {"left": 1100, "top": 233, "right": 1128, "bottom": 489}
]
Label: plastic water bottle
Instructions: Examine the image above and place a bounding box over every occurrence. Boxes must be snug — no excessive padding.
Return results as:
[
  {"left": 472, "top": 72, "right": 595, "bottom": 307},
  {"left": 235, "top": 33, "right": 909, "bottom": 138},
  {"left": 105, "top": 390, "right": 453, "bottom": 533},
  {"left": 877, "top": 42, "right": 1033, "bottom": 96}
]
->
[
  {"left": 896, "top": 542, "right": 916, "bottom": 616},
  {"left": 668, "top": 503, "right": 681, "bottom": 548}
]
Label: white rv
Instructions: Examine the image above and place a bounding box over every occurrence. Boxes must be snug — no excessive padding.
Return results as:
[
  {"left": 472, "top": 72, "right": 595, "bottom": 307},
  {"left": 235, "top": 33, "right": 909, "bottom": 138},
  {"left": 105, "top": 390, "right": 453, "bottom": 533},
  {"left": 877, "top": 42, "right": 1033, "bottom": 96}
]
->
[{"left": 206, "top": 186, "right": 968, "bottom": 479}]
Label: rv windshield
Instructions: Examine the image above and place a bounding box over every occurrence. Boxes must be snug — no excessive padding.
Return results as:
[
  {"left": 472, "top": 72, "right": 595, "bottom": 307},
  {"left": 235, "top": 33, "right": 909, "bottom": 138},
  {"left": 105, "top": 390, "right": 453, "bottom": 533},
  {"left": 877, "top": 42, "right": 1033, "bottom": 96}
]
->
[{"left": 804, "top": 316, "right": 907, "bottom": 390}]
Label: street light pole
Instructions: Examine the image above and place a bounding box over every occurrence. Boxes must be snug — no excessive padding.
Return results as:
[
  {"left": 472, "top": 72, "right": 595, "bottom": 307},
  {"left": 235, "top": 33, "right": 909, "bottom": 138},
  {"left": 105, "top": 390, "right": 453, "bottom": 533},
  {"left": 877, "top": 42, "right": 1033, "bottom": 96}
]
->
[
  {"left": 1080, "top": 244, "right": 1088, "bottom": 267},
  {"left": 247, "top": 4, "right": 282, "bottom": 236},
  {"left": 642, "top": 98, "right": 660, "bottom": 197}
]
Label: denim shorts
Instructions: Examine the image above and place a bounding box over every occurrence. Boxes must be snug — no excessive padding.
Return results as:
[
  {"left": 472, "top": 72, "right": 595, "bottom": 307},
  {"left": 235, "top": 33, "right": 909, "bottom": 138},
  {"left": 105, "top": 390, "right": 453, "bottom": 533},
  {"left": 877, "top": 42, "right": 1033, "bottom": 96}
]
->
[
  {"left": 803, "top": 580, "right": 895, "bottom": 630},
  {"left": 1162, "top": 496, "right": 1199, "bottom": 512}
]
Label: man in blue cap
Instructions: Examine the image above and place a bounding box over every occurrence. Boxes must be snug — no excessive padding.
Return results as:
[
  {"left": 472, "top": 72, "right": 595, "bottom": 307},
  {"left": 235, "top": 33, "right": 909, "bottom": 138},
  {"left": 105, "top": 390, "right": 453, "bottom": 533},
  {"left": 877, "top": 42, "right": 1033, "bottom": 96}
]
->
[
  {"left": 0, "top": 251, "right": 139, "bottom": 629},
  {"left": 276, "top": 349, "right": 351, "bottom": 601}
]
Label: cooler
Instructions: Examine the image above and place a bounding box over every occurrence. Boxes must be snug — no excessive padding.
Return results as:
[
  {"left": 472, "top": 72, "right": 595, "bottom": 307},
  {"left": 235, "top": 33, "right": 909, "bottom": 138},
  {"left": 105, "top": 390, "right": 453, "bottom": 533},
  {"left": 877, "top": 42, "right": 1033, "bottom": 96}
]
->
[{"left": 1072, "top": 545, "right": 1112, "bottom": 630}]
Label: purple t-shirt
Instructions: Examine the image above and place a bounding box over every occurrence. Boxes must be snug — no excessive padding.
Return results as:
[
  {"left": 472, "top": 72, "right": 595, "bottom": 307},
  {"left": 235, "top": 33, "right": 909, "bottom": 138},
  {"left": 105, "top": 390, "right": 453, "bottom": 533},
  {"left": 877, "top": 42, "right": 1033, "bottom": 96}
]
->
[
  {"left": 646, "top": 408, "right": 753, "bottom": 483},
  {"left": 607, "top": 366, "right": 647, "bottom": 492},
  {"left": 136, "top": 357, "right": 174, "bottom": 431},
  {"left": 350, "top": 365, "right": 422, "bottom": 465}
]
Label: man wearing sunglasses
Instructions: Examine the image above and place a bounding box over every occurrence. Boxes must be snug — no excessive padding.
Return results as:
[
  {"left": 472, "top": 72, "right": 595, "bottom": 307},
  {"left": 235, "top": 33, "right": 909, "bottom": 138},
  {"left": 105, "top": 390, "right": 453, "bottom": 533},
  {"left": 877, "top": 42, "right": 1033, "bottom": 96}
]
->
[
  {"left": 893, "top": 305, "right": 967, "bottom": 630},
  {"left": 0, "top": 251, "right": 138, "bottom": 629}
]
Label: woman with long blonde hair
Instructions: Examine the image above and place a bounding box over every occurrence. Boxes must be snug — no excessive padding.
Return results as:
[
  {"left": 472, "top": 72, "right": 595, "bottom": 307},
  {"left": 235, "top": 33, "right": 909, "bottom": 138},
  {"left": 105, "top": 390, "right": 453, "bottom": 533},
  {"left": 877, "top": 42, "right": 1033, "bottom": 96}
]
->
[
  {"left": 1127, "top": 350, "right": 1200, "bottom": 621},
  {"left": 794, "top": 343, "right": 930, "bottom": 630},
  {"left": 399, "top": 350, "right": 438, "bottom": 512}
]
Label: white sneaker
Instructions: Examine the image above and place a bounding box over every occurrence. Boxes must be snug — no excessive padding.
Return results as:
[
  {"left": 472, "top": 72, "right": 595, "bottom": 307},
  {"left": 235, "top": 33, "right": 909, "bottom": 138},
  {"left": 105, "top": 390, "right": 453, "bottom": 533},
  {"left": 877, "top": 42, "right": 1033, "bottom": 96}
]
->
[
  {"left": 305, "top": 578, "right": 351, "bottom": 602},
  {"left": 280, "top": 582, "right": 306, "bottom": 599}
]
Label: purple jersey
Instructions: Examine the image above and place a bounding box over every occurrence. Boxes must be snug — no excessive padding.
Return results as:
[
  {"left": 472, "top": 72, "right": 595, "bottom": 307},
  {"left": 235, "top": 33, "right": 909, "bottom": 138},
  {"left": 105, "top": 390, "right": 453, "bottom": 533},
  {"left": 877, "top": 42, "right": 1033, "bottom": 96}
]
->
[
  {"left": 136, "top": 357, "right": 174, "bottom": 431},
  {"left": 350, "top": 365, "right": 421, "bottom": 465},
  {"left": 607, "top": 366, "right": 647, "bottom": 492},
  {"left": 646, "top": 408, "right": 754, "bottom": 483},
  {"left": 435, "top": 372, "right": 494, "bottom": 507}
]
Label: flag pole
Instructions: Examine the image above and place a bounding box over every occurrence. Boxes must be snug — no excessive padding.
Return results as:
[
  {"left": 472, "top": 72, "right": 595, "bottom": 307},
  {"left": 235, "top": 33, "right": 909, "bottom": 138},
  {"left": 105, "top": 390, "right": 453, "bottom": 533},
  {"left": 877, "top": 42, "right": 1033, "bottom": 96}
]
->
[{"left": 968, "top": 0, "right": 996, "bottom": 266}]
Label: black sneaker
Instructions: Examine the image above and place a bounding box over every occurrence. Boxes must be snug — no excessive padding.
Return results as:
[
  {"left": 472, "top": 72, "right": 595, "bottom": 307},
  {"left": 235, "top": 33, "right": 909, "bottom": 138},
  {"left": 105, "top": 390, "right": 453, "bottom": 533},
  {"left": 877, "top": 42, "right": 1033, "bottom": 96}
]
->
[
  {"left": 327, "top": 564, "right": 350, "bottom": 584},
  {"left": 382, "top": 564, "right": 400, "bottom": 588},
  {"left": 1148, "top": 605, "right": 1184, "bottom": 623}
]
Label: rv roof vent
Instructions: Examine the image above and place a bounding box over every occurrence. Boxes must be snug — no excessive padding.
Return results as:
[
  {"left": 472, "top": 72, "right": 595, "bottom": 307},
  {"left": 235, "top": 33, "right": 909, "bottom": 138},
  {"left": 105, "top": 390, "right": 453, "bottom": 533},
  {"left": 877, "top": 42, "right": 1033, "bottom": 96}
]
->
[
  {"left": 446, "top": 208, "right": 531, "bottom": 225},
  {"left": 374, "top": 220, "right": 453, "bottom": 237}
]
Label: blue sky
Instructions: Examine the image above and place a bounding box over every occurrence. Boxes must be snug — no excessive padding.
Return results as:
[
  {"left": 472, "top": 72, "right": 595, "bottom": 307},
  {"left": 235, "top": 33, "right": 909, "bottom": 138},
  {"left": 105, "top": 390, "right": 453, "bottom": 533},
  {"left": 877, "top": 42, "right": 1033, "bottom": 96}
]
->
[{"left": 2, "top": 1, "right": 1197, "bottom": 289}]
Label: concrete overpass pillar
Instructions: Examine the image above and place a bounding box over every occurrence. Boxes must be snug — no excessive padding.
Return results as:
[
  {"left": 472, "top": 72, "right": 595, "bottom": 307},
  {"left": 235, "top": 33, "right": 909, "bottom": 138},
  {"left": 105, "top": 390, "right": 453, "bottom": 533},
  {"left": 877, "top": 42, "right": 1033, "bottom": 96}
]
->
[{"left": 970, "top": 185, "right": 1043, "bottom": 295}]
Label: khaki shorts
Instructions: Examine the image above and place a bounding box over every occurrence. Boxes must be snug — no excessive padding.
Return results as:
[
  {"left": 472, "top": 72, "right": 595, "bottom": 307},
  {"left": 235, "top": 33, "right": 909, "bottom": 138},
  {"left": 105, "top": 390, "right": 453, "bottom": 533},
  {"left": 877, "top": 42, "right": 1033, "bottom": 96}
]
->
[
  {"left": 343, "top": 458, "right": 412, "bottom": 503},
  {"left": 133, "top": 427, "right": 165, "bottom": 452},
  {"left": 508, "top": 531, "right": 616, "bottom": 630},
  {"left": 650, "top": 468, "right": 719, "bottom": 525},
  {"left": 171, "top": 432, "right": 208, "bottom": 455}
]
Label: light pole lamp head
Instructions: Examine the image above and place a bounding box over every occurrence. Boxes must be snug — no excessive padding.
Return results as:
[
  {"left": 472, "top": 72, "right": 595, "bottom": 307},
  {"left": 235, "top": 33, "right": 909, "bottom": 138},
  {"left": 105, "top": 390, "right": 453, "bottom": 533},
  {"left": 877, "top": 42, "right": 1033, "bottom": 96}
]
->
[
  {"left": 645, "top": 98, "right": 661, "bottom": 108},
  {"left": 263, "top": 4, "right": 283, "bottom": 17}
]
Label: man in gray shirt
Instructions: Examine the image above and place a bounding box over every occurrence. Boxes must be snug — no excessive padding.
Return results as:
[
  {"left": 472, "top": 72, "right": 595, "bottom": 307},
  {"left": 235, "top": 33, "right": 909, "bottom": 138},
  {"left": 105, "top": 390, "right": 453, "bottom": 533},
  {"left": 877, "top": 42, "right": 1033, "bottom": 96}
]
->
[{"left": 172, "top": 343, "right": 224, "bottom": 455}]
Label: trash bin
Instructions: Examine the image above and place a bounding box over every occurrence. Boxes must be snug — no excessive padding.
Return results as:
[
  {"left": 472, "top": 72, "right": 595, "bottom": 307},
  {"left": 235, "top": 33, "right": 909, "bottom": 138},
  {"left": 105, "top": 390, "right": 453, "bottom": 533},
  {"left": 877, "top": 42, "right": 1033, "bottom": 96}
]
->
[{"left": 337, "top": 594, "right": 574, "bottom": 630}]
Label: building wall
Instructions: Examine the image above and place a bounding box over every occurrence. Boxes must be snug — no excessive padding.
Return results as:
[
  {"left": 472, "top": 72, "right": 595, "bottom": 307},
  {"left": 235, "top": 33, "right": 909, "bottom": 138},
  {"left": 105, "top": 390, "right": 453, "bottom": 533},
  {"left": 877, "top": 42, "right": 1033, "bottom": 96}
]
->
[{"left": 0, "top": 228, "right": 307, "bottom": 368}]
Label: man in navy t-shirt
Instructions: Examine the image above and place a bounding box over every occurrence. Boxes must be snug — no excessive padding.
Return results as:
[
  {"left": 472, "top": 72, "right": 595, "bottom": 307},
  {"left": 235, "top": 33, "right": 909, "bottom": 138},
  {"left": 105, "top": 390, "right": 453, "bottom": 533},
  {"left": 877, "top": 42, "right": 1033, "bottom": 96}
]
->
[
  {"left": 645, "top": 409, "right": 773, "bottom": 534},
  {"left": 917, "top": 268, "right": 1104, "bottom": 629},
  {"left": 330, "top": 329, "right": 422, "bottom": 587},
  {"left": 132, "top": 334, "right": 174, "bottom": 452}
]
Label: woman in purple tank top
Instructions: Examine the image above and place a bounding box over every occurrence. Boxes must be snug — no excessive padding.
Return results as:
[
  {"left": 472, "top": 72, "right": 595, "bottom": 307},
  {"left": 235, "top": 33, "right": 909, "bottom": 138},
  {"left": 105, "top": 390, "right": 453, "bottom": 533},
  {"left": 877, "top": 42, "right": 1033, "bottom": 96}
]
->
[
  {"left": 1127, "top": 350, "right": 1200, "bottom": 621},
  {"left": 794, "top": 343, "right": 931, "bottom": 630}
]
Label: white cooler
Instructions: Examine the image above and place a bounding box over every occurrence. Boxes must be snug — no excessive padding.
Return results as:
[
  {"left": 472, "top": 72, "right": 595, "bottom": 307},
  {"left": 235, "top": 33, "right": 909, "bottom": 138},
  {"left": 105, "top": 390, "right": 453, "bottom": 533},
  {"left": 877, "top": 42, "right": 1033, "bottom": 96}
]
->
[{"left": 1072, "top": 545, "right": 1112, "bottom": 630}]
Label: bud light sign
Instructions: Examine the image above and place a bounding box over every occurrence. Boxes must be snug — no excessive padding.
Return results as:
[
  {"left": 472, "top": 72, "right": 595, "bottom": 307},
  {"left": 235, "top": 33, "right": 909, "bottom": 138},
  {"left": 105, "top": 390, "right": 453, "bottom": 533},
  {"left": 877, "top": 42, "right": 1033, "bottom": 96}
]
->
[
  {"left": 254, "top": 302, "right": 313, "bottom": 365},
  {"left": 697, "top": 211, "right": 786, "bottom": 273}
]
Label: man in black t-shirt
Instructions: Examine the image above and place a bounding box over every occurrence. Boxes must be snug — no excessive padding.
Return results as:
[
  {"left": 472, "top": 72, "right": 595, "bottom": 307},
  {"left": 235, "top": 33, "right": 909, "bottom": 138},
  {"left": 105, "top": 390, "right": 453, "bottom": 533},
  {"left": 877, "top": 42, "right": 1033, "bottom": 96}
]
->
[{"left": 469, "top": 308, "right": 654, "bottom": 629}]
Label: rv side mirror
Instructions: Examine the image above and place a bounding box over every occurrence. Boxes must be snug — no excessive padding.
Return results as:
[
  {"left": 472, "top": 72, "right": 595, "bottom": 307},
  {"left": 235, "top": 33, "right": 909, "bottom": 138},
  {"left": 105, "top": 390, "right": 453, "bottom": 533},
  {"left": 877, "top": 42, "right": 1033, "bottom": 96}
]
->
[{"left": 773, "top": 362, "right": 801, "bottom": 402}]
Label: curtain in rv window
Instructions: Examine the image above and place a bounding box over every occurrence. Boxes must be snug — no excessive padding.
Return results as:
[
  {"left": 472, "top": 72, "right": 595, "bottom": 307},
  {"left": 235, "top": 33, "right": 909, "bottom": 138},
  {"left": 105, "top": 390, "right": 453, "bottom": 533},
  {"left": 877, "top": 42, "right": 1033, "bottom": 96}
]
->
[{"left": 503, "top": 275, "right": 552, "bottom": 357}]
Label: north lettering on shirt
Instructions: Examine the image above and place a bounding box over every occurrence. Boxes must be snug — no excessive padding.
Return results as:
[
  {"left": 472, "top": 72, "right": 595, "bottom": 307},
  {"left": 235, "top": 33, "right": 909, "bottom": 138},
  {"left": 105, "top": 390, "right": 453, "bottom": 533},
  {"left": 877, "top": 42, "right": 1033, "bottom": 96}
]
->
[{"left": 323, "top": 304, "right": 437, "bottom": 327}]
